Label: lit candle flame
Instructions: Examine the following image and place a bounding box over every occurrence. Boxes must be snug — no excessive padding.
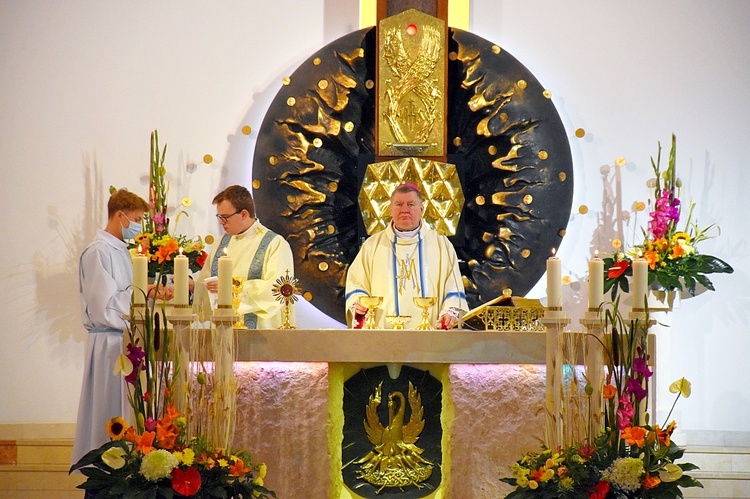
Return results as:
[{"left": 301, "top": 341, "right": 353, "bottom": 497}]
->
[
  {"left": 223, "top": 247, "right": 228, "bottom": 257},
  {"left": 594, "top": 250, "right": 599, "bottom": 259},
  {"left": 551, "top": 247, "right": 557, "bottom": 257},
  {"left": 138, "top": 244, "right": 143, "bottom": 255},
  {"left": 179, "top": 246, "right": 184, "bottom": 255}
]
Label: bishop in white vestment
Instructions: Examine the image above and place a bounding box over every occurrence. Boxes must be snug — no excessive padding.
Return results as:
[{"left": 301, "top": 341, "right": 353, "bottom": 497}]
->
[{"left": 345, "top": 183, "right": 467, "bottom": 329}]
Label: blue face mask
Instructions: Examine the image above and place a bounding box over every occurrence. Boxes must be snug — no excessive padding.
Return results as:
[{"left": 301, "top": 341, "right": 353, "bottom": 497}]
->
[{"left": 121, "top": 215, "right": 143, "bottom": 240}]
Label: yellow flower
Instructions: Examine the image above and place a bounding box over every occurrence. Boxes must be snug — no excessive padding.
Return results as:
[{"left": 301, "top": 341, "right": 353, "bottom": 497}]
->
[
  {"left": 659, "top": 463, "right": 683, "bottom": 483},
  {"left": 672, "top": 231, "right": 691, "bottom": 243},
  {"left": 106, "top": 417, "right": 130, "bottom": 440},
  {"left": 218, "top": 458, "right": 229, "bottom": 468},
  {"left": 257, "top": 462, "right": 267, "bottom": 479},
  {"left": 560, "top": 477, "right": 574, "bottom": 490},
  {"left": 173, "top": 447, "right": 195, "bottom": 465},
  {"left": 113, "top": 354, "right": 133, "bottom": 377},
  {"left": 516, "top": 475, "right": 529, "bottom": 487},
  {"left": 528, "top": 480, "right": 539, "bottom": 490},
  {"left": 102, "top": 446, "right": 127, "bottom": 469},
  {"left": 669, "top": 377, "right": 692, "bottom": 397}
]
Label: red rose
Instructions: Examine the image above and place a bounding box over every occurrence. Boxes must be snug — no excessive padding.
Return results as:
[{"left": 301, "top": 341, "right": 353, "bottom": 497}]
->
[
  {"left": 607, "top": 260, "right": 629, "bottom": 279},
  {"left": 172, "top": 466, "right": 201, "bottom": 496}
]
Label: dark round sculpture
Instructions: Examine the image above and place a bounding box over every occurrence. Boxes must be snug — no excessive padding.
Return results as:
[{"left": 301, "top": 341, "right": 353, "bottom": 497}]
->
[{"left": 252, "top": 27, "right": 573, "bottom": 323}]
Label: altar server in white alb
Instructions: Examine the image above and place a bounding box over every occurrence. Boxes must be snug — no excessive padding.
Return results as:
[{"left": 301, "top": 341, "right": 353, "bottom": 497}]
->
[
  {"left": 73, "top": 189, "right": 170, "bottom": 464},
  {"left": 346, "top": 183, "right": 467, "bottom": 329},
  {"left": 196, "top": 185, "right": 294, "bottom": 329}
]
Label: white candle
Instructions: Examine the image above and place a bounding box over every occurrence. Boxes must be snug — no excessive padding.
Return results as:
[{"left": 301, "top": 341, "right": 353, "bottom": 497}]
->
[
  {"left": 546, "top": 249, "right": 562, "bottom": 309},
  {"left": 588, "top": 251, "right": 604, "bottom": 310},
  {"left": 632, "top": 256, "right": 648, "bottom": 311},
  {"left": 217, "top": 248, "right": 233, "bottom": 307},
  {"left": 173, "top": 249, "right": 189, "bottom": 306},
  {"left": 133, "top": 246, "right": 148, "bottom": 305}
]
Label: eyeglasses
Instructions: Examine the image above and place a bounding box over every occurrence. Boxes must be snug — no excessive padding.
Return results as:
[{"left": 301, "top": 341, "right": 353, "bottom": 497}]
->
[{"left": 215, "top": 210, "right": 242, "bottom": 223}]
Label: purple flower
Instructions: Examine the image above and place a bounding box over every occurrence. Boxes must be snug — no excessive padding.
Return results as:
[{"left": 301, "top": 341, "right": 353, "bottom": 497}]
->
[
  {"left": 124, "top": 344, "right": 146, "bottom": 384},
  {"left": 627, "top": 378, "right": 648, "bottom": 401},
  {"left": 648, "top": 189, "right": 680, "bottom": 239},
  {"left": 633, "top": 357, "right": 653, "bottom": 379}
]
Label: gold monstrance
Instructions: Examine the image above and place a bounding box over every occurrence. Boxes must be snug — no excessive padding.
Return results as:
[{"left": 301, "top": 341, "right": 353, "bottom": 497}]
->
[{"left": 272, "top": 270, "right": 302, "bottom": 329}]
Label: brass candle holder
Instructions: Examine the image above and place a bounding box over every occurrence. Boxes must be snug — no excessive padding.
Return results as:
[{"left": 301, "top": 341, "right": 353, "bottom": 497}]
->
[
  {"left": 358, "top": 296, "right": 383, "bottom": 329},
  {"left": 413, "top": 296, "right": 437, "bottom": 330},
  {"left": 232, "top": 277, "right": 246, "bottom": 329}
]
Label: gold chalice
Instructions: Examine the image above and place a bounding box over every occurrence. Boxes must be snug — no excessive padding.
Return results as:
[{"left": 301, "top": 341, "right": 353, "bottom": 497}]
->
[
  {"left": 358, "top": 296, "right": 383, "bottom": 330},
  {"left": 386, "top": 315, "right": 411, "bottom": 330},
  {"left": 232, "top": 277, "right": 246, "bottom": 329},
  {"left": 413, "top": 296, "right": 437, "bottom": 330}
]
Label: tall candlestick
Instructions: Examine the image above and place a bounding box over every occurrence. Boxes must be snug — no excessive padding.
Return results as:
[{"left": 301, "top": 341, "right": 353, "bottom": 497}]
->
[
  {"left": 546, "top": 249, "right": 562, "bottom": 310},
  {"left": 632, "top": 256, "right": 648, "bottom": 311},
  {"left": 133, "top": 246, "right": 148, "bottom": 305},
  {"left": 217, "top": 248, "right": 233, "bottom": 307},
  {"left": 588, "top": 251, "right": 604, "bottom": 311},
  {"left": 173, "top": 249, "right": 189, "bottom": 306}
]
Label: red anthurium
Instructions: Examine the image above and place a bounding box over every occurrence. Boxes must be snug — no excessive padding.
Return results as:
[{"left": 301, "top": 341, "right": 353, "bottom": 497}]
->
[
  {"left": 589, "top": 480, "right": 610, "bottom": 499},
  {"left": 172, "top": 466, "right": 201, "bottom": 496},
  {"left": 607, "top": 260, "right": 629, "bottom": 279}
]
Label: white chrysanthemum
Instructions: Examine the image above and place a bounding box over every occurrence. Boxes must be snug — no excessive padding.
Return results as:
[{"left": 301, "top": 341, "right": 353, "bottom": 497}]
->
[
  {"left": 140, "top": 449, "right": 179, "bottom": 481},
  {"left": 602, "top": 457, "right": 644, "bottom": 492}
]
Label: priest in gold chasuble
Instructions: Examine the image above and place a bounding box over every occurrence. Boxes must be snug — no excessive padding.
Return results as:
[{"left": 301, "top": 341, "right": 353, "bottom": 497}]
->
[{"left": 346, "top": 183, "right": 467, "bottom": 329}]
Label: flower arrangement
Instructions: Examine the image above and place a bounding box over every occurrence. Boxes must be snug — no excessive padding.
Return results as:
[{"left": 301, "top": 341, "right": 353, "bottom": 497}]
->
[
  {"left": 70, "top": 411, "right": 274, "bottom": 498},
  {"left": 500, "top": 301, "right": 703, "bottom": 498},
  {"left": 130, "top": 130, "right": 207, "bottom": 278},
  {"left": 604, "top": 135, "right": 732, "bottom": 299},
  {"left": 70, "top": 283, "right": 275, "bottom": 498}
]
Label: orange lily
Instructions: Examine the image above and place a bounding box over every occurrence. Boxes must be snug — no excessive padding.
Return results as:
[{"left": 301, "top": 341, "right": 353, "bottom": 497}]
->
[
  {"left": 229, "top": 458, "right": 251, "bottom": 476},
  {"left": 602, "top": 384, "right": 617, "bottom": 399},
  {"left": 620, "top": 425, "right": 647, "bottom": 447},
  {"left": 134, "top": 431, "right": 156, "bottom": 454},
  {"left": 643, "top": 249, "right": 659, "bottom": 270},
  {"left": 643, "top": 471, "right": 661, "bottom": 489},
  {"left": 154, "top": 238, "right": 180, "bottom": 263}
]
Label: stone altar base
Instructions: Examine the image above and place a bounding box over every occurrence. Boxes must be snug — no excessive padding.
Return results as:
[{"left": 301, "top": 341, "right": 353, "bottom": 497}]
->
[{"left": 230, "top": 362, "right": 546, "bottom": 498}]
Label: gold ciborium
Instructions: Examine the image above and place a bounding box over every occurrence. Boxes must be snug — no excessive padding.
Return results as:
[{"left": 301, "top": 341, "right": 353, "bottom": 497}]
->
[
  {"left": 413, "top": 296, "right": 437, "bottom": 330},
  {"left": 386, "top": 315, "right": 411, "bottom": 330},
  {"left": 358, "top": 296, "right": 383, "bottom": 330},
  {"left": 232, "top": 277, "right": 246, "bottom": 329}
]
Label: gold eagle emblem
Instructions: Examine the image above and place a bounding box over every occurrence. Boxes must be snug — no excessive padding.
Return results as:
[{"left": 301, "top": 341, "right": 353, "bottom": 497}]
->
[{"left": 356, "top": 381, "right": 434, "bottom": 492}]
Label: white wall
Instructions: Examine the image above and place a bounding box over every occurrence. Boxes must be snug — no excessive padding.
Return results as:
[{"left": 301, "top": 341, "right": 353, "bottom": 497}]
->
[{"left": 1, "top": 0, "right": 748, "bottom": 439}]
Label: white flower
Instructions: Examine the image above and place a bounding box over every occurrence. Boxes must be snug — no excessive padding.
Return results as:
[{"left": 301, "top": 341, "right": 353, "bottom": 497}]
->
[
  {"left": 602, "top": 457, "right": 644, "bottom": 492},
  {"left": 140, "top": 449, "right": 179, "bottom": 481}
]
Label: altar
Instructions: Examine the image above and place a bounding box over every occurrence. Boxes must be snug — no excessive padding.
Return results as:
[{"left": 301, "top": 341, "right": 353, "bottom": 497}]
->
[{"left": 221, "top": 328, "right": 563, "bottom": 498}]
